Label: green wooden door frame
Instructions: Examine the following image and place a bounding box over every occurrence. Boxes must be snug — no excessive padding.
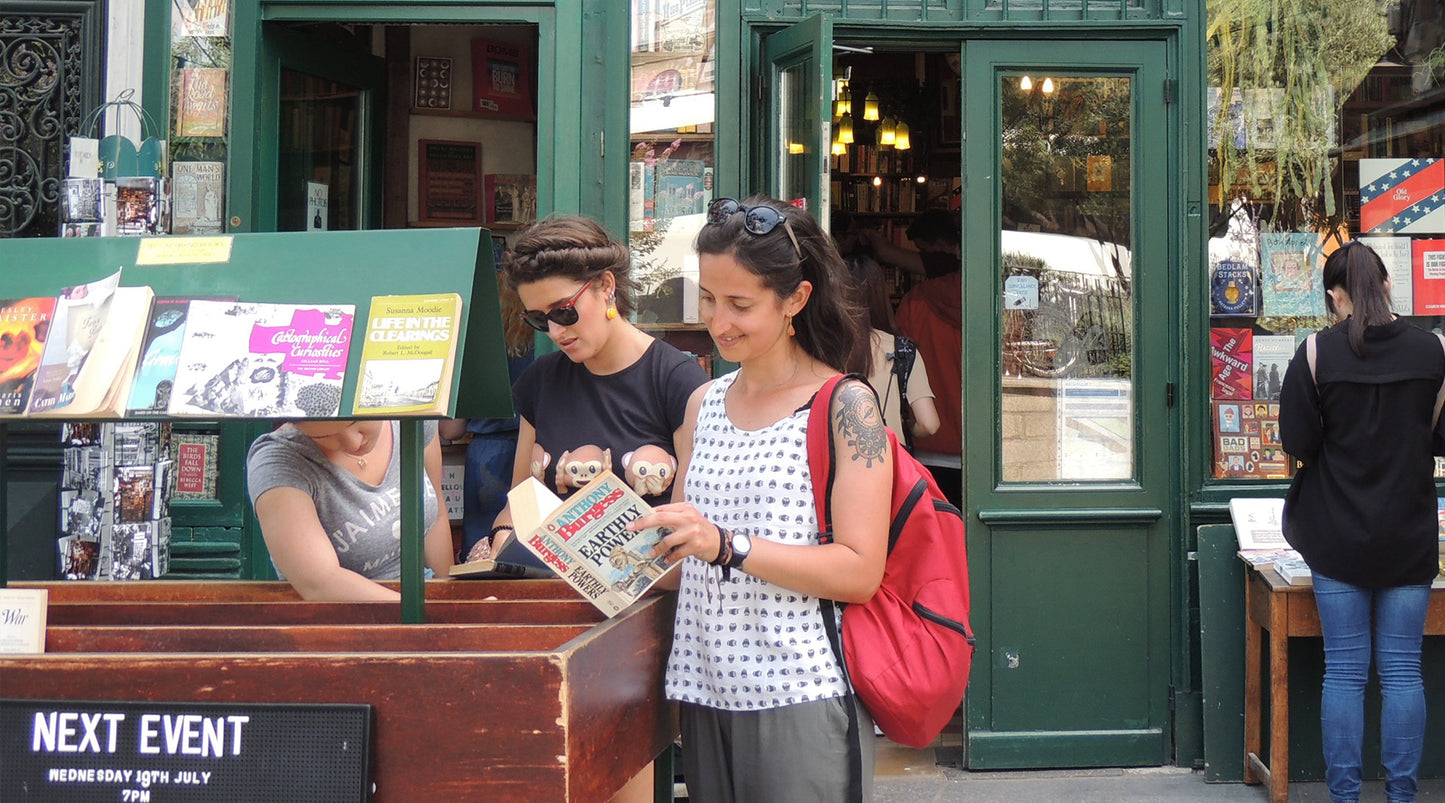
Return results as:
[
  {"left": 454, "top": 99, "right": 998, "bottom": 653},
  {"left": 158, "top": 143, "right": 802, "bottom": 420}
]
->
[
  {"left": 961, "top": 38, "right": 1176, "bottom": 769},
  {"left": 760, "top": 14, "right": 833, "bottom": 214}
]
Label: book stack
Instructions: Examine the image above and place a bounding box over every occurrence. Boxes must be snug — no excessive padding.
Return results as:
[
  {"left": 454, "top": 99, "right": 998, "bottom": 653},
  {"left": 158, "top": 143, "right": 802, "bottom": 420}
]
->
[
  {"left": 58, "top": 421, "right": 174, "bottom": 581},
  {"left": 1270, "top": 552, "right": 1312, "bottom": 586}
]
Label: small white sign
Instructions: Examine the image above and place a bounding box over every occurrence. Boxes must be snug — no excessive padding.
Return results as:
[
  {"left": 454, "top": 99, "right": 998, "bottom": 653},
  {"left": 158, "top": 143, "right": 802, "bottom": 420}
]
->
[
  {"left": 68, "top": 137, "right": 99, "bottom": 178},
  {"left": 306, "top": 181, "right": 328, "bottom": 231},
  {"left": 1003, "top": 275, "right": 1039, "bottom": 310}
]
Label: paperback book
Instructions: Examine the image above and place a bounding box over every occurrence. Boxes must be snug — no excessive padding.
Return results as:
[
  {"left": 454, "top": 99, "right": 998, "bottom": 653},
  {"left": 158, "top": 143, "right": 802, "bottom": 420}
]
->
[
  {"left": 169, "top": 301, "right": 355, "bottom": 418},
  {"left": 468, "top": 473, "right": 676, "bottom": 616},
  {"left": 1209, "top": 257, "right": 1257, "bottom": 317},
  {"left": 351, "top": 293, "right": 463, "bottom": 416},
  {"left": 1210, "top": 327, "right": 1252, "bottom": 401},
  {"left": 485, "top": 173, "right": 537, "bottom": 224},
  {"left": 1251, "top": 335, "right": 1296, "bottom": 402},
  {"left": 116, "top": 177, "right": 166, "bottom": 236},
  {"left": 28, "top": 272, "right": 155, "bottom": 418},
  {"left": 0, "top": 589, "right": 47, "bottom": 654},
  {"left": 654, "top": 159, "right": 708, "bottom": 219},
  {"left": 170, "top": 160, "right": 225, "bottom": 235},
  {"left": 0, "top": 296, "right": 57, "bottom": 415},
  {"left": 126, "top": 298, "right": 199, "bottom": 417},
  {"left": 1358, "top": 235, "right": 1414, "bottom": 316},
  {"left": 174, "top": 67, "right": 228, "bottom": 138},
  {"left": 1228, "top": 497, "right": 1287, "bottom": 551},
  {"left": 1260, "top": 232, "right": 1326, "bottom": 316},
  {"left": 1412, "top": 238, "right": 1445, "bottom": 315},
  {"left": 1359, "top": 157, "right": 1445, "bottom": 234}
]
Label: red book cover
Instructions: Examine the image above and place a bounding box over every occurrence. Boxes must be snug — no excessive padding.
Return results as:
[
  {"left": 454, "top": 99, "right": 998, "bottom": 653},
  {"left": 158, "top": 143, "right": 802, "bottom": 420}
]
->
[
  {"left": 1211, "top": 327, "right": 1252, "bottom": 401},
  {"left": 470, "top": 39, "right": 534, "bottom": 118},
  {"left": 0, "top": 296, "right": 57, "bottom": 415},
  {"left": 1412, "top": 238, "right": 1445, "bottom": 315}
]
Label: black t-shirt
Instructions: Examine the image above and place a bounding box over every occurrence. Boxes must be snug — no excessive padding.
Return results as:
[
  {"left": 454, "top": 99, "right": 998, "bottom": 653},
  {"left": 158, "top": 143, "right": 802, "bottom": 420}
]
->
[{"left": 513, "top": 339, "right": 709, "bottom": 506}]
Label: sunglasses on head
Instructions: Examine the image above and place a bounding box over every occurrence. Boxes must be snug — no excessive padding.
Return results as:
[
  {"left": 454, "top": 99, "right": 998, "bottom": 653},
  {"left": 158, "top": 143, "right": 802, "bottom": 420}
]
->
[
  {"left": 519, "top": 278, "right": 594, "bottom": 332},
  {"left": 706, "top": 198, "right": 802, "bottom": 257}
]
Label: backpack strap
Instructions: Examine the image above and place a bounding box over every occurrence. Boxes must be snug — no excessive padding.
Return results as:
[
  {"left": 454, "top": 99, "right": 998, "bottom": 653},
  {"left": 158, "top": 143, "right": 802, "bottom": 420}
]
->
[
  {"left": 806, "top": 373, "right": 866, "bottom": 803},
  {"left": 1305, "top": 332, "right": 1318, "bottom": 387},
  {"left": 892, "top": 334, "right": 917, "bottom": 450}
]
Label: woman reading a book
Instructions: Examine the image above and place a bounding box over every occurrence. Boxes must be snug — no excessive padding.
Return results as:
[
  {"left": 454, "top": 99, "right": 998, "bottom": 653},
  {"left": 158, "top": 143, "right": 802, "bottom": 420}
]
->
[
  {"left": 631, "top": 197, "right": 892, "bottom": 802},
  {"left": 1280, "top": 241, "right": 1445, "bottom": 803},
  {"left": 246, "top": 419, "right": 455, "bottom": 601}
]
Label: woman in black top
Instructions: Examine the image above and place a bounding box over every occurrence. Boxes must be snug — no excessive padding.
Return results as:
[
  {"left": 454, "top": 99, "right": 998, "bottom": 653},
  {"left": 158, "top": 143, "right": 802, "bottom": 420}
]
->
[{"left": 1280, "top": 241, "right": 1444, "bottom": 803}]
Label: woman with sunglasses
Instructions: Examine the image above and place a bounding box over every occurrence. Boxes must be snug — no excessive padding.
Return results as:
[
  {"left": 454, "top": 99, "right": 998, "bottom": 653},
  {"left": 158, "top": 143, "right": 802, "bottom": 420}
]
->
[{"left": 631, "top": 196, "right": 892, "bottom": 802}]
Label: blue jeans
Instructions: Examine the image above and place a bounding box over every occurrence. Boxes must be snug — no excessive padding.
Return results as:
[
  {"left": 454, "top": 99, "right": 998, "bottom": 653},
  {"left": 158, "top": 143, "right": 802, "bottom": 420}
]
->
[
  {"left": 1311, "top": 572, "right": 1431, "bottom": 803},
  {"left": 461, "top": 432, "right": 517, "bottom": 554}
]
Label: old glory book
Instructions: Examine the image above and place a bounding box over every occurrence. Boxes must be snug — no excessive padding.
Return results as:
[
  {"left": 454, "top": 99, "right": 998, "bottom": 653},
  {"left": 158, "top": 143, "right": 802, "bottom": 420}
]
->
[
  {"left": 458, "top": 473, "right": 677, "bottom": 615},
  {"left": 0, "top": 296, "right": 57, "bottom": 415},
  {"left": 168, "top": 301, "right": 355, "bottom": 418},
  {"left": 27, "top": 272, "right": 155, "bottom": 418},
  {"left": 351, "top": 293, "right": 463, "bottom": 416}
]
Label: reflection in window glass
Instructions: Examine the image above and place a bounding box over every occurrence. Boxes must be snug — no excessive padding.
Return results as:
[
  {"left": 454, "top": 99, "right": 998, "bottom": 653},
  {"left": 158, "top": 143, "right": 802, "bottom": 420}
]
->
[
  {"left": 629, "top": 0, "right": 716, "bottom": 326},
  {"left": 1205, "top": 5, "right": 1445, "bottom": 481},
  {"left": 999, "top": 75, "right": 1134, "bottom": 483},
  {"left": 777, "top": 62, "right": 812, "bottom": 204},
  {"left": 278, "top": 71, "right": 361, "bottom": 231}
]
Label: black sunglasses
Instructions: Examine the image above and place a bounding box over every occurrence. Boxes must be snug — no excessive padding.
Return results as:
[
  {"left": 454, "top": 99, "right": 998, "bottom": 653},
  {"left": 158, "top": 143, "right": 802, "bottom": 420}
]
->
[
  {"left": 706, "top": 198, "right": 802, "bottom": 257},
  {"left": 519, "top": 278, "right": 594, "bottom": 332}
]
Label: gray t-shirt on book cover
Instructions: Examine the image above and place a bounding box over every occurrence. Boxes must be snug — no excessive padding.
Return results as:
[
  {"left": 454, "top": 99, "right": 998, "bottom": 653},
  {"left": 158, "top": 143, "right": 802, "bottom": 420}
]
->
[{"left": 246, "top": 420, "right": 439, "bottom": 580}]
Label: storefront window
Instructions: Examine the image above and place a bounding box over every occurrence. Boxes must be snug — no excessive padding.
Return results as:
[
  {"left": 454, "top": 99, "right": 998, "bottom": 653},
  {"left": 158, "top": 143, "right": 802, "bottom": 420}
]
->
[
  {"left": 169, "top": 0, "right": 233, "bottom": 235},
  {"left": 1205, "top": 0, "right": 1445, "bottom": 481},
  {"left": 628, "top": 0, "right": 716, "bottom": 328}
]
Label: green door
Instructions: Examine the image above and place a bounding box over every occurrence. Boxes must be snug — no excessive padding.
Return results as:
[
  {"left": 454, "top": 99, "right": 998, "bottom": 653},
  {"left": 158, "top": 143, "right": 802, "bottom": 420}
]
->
[
  {"left": 761, "top": 14, "right": 833, "bottom": 215},
  {"left": 961, "top": 40, "right": 1174, "bottom": 768},
  {"left": 257, "top": 24, "right": 385, "bottom": 232}
]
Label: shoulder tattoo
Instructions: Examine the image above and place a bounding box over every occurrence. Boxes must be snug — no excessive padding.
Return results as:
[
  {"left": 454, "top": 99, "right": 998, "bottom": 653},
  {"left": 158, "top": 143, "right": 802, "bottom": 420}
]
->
[{"left": 833, "top": 382, "right": 887, "bottom": 469}]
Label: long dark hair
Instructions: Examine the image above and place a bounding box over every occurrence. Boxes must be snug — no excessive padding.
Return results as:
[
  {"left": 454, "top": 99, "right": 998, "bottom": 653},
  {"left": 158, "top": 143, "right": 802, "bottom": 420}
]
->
[
  {"left": 502, "top": 215, "right": 638, "bottom": 317},
  {"left": 696, "top": 196, "right": 867, "bottom": 373},
  {"left": 1322, "top": 241, "right": 1392, "bottom": 356}
]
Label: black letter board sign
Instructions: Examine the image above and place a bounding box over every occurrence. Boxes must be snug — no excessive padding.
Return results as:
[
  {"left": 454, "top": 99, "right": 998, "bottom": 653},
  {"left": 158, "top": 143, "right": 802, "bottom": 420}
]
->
[{"left": 1, "top": 699, "right": 372, "bottom": 801}]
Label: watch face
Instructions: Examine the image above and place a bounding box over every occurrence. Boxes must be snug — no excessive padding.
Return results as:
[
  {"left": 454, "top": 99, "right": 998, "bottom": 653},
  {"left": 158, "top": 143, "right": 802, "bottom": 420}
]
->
[{"left": 730, "top": 532, "right": 751, "bottom": 555}]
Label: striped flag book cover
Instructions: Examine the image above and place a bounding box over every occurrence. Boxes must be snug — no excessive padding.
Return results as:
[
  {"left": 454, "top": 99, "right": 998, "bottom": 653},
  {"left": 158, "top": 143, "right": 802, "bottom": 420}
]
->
[
  {"left": 1211, "top": 327, "right": 1252, "bottom": 401},
  {"left": 1412, "top": 238, "right": 1445, "bottom": 315},
  {"left": 1360, "top": 158, "right": 1445, "bottom": 234}
]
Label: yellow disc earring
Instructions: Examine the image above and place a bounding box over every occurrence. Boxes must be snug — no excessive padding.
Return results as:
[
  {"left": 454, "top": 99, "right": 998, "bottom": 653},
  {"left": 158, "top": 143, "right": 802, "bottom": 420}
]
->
[{"left": 606, "top": 306, "right": 619, "bottom": 320}]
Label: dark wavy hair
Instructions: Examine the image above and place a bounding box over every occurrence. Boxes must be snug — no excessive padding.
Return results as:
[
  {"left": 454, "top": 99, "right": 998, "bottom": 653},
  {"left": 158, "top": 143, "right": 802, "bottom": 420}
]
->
[
  {"left": 501, "top": 215, "right": 638, "bottom": 317},
  {"left": 1322, "top": 241, "right": 1392, "bottom": 356},
  {"left": 695, "top": 196, "right": 867, "bottom": 373}
]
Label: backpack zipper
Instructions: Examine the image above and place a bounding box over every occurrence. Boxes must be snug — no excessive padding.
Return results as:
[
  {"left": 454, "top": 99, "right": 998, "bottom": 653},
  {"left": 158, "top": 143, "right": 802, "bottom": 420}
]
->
[{"left": 914, "top": 601, "right": 975, "bottom": 644}]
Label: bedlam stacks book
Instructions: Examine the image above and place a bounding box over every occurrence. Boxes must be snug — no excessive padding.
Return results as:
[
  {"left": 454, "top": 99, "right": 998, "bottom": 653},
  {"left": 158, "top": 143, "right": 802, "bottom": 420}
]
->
[
  {"left": 27, "top": 270, "right": 155, "bottom": 418},
  {"left": 169, "top": 301, "right": 355, "bottom": 418},
  {"left": 351, "top": 293, "right": 463, "bottom": 416},
  {"left": 0, "top": 296, "right": 56, "bottom": 415}
]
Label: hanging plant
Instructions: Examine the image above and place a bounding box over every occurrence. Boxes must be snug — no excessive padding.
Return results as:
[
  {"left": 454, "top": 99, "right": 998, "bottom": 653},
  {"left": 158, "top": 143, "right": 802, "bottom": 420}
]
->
[{"left": 1206, "top": 0, "right": 1393, "bottom": 227}]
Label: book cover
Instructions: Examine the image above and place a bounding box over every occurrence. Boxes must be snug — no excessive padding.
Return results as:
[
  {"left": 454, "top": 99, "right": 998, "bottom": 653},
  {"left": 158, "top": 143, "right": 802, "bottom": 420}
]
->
[
  {"left": 470, "top": 38, "right": 534, "bottom": 118},
  {"left": 1359, "top": 235, "right": 1414, "bottom": 315},
  {"left": 0, "top": 589, "right": 47, "bottom": 654},
  {"left": 172, "top": 430, "right": 220, "bottom": 501},
  {"left": 29, "top": 275, "right": 155, "bottom": 418},
  {"left": 418, "top": 140, "right": 483, "bottom": 225},
  {"left": 1359, "top": 157, "right": 1445, "bottom": 234},
  {"left": 1228, "top": 497, "right": 1287, "bottom": 551},
  {"left": 126, "top": 298, "right": 204, "bottom": 417},
  {"left": 413, "top": 56, "right": 452, "bottom": 110},
  {"left": 116, "top": 176, "right": 165, "bottom": 236},
  {"left": 175, "top": 67, "right": 228, "bottom": 138},
  {"left": 0, "top": 296, "right": 56, "bottom": 415},
  {"left": 352, "top": 293, "right": 463, "bottom": 416},
  {"left": 1251, "top": 335, "right": 1295, "bottom": 402},
  {"left": 170, "top": 0, "right": 229, "bottom": 38},
  {"left": 1413, "top": 238, "right": 1445, "bottom": 315},
  {"left": 170, "top": 160, "right": 225, "bottom": 235},
  {"left": 1209, "top": 258, "right": 1257, "bottom": 316},
  {"left": 169, "top": 301, "right": 355, "bottom": 418},
  {"left": 1260, "top": 232, "right": 1326, "bottom": 316},
  {"left": 1251, "top": 401, "right": 1290, "bottom": 479},
  {"left": 654, "top": 159, "right": 708, "bottom": 219},
  {"left": 507, "top": 473, "right": 676, "bottom": 616},
  {"left": 1271, "top": 552, "right": 1313, "bottom": 585},
  {"left": 485, "top": 173, "right": 537, "bottom": 224},
  {"left": 1213, "top": 401, "right": 1252, "bottom": 478},
  {"left": 1210, "top": 327, "right": 1252, "bottom": 401}
]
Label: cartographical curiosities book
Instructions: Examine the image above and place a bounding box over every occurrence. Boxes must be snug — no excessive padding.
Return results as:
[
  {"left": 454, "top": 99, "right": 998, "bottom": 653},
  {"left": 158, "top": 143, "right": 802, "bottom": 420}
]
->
[
  {"left": 1358, "top": 235, "right": 1414, "bottom": 316},
  {"left": 1251, "top": 335, "right": 1295, "bottom": 402},
  {"left": 0, "top": 589, "right": 47, "bottom": 654},
  {"left": 27, "top": 271, "right": 155, "bottom": 418},
  {"left": 507, "top": 472, "right": 677, "bottom": 616},
  {"left": 1210, "top": 327, "right": 1252, "bottom": 401},
  {"left": 170, "top": 160, "right": 225, "bottom": 235},
  {"left": 0, "top": 296, "right": 57, "bottom": 415},
  {"left": 169, "top": 301, "right": 355, "bottom": 418},
  {"left": 1260, "top": 232, "right": 1326, "bottom": 316},
  {"left": 352, "top": 293, "right": 463, "bottom": 416}
]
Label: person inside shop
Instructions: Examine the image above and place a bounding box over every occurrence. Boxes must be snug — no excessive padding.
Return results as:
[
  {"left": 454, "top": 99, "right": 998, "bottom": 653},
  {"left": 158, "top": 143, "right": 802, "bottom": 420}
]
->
[
  {"left": 894, "top": 261, "right": 962, "bottom": 507},
  {"left": 848, "top": 250, "right": 940, "bottom": 448},
  {"left": 246, "top": 419, "right": 455, "bottom": 601},
  {"left": 860, "top": 207, "right": 962, "bottom": 279},
  {"left": 632, "top": 196, "right": 891, "bottom": 802},
  {"left": 1279, "top": 241, "right": 1444, "bottom": 803},
  {"left": 439, "top": 274, "right": 536, "bottom": 563},
  {"left": 487, "top": 214, "right": 709, "bottom": 803}
]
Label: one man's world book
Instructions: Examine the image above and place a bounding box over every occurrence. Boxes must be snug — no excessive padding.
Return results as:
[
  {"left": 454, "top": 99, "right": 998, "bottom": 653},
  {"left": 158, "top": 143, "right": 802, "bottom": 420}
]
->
[
  {"left": 471, "top": 472, "right": 677, "bottom": 616},
  {"left": 351, "top": 293, "right": 463, "bottom": 416}
]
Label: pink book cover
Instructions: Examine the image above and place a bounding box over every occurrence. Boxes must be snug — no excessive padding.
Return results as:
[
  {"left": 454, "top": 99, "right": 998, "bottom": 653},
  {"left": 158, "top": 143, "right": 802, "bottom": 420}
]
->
[{"left": 1211, "top": 327, "right": 1253, "bottom": 401}]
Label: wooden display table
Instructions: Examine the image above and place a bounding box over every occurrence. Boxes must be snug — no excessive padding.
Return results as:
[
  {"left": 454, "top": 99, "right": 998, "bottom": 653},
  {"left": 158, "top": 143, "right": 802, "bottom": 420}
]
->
[
  {"left": 1, "top": 580, "right": 677, "bottom": 802},
  {"left": 1242, "top": 565, "right": 1445, "bottom": 803}
]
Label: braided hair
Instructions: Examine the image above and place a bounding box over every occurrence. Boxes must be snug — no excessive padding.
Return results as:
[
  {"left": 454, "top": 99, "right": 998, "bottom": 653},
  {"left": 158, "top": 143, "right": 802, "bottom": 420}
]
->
[{"left": 501, "top": 216, "right": 639, "bottom": 317}]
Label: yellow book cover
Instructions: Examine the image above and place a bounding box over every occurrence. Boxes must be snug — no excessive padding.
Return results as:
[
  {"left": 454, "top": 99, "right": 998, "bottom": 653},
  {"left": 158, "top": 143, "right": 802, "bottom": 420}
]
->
[{"left": 351, "top": 293, "right": 463, "bottom": 416}]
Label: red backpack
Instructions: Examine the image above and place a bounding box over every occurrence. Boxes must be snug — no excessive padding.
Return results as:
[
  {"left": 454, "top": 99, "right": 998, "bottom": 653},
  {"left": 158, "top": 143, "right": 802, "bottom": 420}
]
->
[{"left": 808, "top": 374, "right": 975, "bottom": 751}]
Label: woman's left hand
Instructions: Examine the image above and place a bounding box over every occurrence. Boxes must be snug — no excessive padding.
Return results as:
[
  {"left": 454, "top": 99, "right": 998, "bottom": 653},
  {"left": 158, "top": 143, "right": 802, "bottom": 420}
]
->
[{"left": 630, "top": 501, "right": 722, "bottom": 565}]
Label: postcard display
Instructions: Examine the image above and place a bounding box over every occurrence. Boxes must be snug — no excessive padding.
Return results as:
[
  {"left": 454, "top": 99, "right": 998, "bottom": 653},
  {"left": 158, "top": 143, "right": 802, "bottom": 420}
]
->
[{"left": 59, "top": 422, "right": 174, "bottom": 580}]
